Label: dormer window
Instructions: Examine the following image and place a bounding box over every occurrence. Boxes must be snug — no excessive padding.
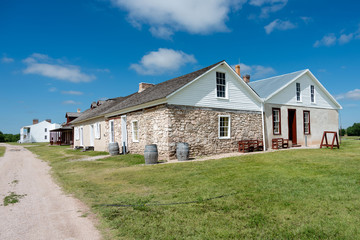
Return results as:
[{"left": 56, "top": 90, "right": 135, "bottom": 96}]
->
[
  {"left": 216, "top": 72, "right": 226, "bottom": 98},
  {"left": 296, "top": 83, "right": 301, "bottom": 102}
]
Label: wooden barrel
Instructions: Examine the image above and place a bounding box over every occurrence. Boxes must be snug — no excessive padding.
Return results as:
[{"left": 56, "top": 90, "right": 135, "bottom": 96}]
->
[
  {"left": 144, "top": 144, "right": 158, "bottom": 165},
  {"left": 176, "top": 142, "right": 189, "bottom": 161},
  {"left": 108, "top": 142, "right": 119, "bottom": 155}
]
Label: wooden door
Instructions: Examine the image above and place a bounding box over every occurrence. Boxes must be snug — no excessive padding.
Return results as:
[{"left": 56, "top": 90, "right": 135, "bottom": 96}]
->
[{"left": 288, "top": 109, "right": 297, "bottom": 145}]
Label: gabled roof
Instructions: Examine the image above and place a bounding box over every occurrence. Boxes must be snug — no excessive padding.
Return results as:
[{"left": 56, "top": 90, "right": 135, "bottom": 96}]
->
[
  {"left": 249, "top": 70, "right": 307, "bottom": 99},
  {"left": 103, "top": 60, "right": 225, "bottom": 116}
]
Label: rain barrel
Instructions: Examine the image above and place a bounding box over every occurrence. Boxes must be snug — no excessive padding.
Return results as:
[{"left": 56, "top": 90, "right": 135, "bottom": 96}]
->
[
  {"left": 108, "top": 142, "right": 119, "bottom": 155},
  {"left": 144, "top": 144, "right": 158, "bottom": 165},
  {"left": 176, "top": 142, "right": 189, "bottom": 161}
]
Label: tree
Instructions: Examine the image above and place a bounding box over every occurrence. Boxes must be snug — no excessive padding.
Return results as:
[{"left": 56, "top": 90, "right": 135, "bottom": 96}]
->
[
  {"left": 0, "top": 131, "right": 4, "bottom": 142},
  {"left": 339, "top": 128, "right": 346, "bottom": 136},
  {"left": 347, "top": 123, "right": 360, "bottom": 136}
]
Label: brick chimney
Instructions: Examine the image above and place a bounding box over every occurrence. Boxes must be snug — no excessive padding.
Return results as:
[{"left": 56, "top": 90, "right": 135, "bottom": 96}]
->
[
  {"left": 77, "top": 108, "right": 81, "bottom": 113},
  {"left": 46, "top": 119, "right": 51, "bottom": 123},
  {"left": 243, "top": 74, "right": 250, "bottom": 83},
  {"left": 33, "top": 119, "right": 39, "bottom": 124},
  {"left": 235, "top": 65, "right": 241, "bottom": 77},
  {"left": 138, "top": 83, "right": 154, "bottom": 93}
]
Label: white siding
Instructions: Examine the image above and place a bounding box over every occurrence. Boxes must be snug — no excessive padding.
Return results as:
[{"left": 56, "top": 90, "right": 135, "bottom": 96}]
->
[
  {"left": 167, "top": 65, "right": 262, "bottom": 111},
  {"left": 20, "top": 121, "right": 61, "bottom": 143},
  {"left": 269, "top": 73, "right": 338, "bottom": 109}
]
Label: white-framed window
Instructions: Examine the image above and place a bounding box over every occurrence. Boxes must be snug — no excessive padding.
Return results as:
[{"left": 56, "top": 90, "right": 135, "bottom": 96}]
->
[
  {"left": 109, "top": 120, "right": 115, "bottom": 143},
  {"left": 216, "top": 72, "right": 226, "bottom": 98},
  {"left": 75, "top": 127, "right": 79, "bottom": 140},
  {"left": 131, "top": 120, "right": 139, "bottom": 142},
  {"left": 272, "top": 108, "right": 281, "bottom": 135},
  {"left": 296, "top": 83, "right": 301, "bottom": 102},
  {"left": 45, "top": 128, "right": 47, "bottom": 132},
  {"left": 218, "top": 115, "right": 230, "bottom": 139},
  {"left": 310, "top": 85, "right": 315, "bottom": 103},
  {"left": 95, "top": 122, "right": 101, "bottom": 139},
  {"left": 304, "top": 111, "right": 311, "bottom": 135}
]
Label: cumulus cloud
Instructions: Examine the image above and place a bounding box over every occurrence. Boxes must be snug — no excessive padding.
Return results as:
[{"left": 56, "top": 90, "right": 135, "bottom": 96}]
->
[
  {"left": 1, "top": 56, "right": 14, "bottom": 63},
  {"left": 314, "top": 25, "right": 360, "bottom": 47},
  {"left": 264, "top": 19, "right": 296, "bottom": 34},
  {"left": 61, "top": 90, "right": 84, "bottom": 95},
  {"left": 62, "top": 100, "right": 82, "bottom": 105},
  {"left": 234, "top": 63, "right": 276, "bottom": 79},
  {"left": 130, "top": 48, "right": 197, "bottom": 75},
  {"left": 336, "top": 89, "right": 360, "bottom": 101},
  {"left": 110, "top": 0, "right": 247, "bottom": 38},
  {"left": 23, "top": 53, "right": 95, "bottom": 83},
  {"left": 249, "top": 0, "right": 288, "bottom": 18},
  {"left": 313, "top": 34, "right": 337, "bottom": 47}
]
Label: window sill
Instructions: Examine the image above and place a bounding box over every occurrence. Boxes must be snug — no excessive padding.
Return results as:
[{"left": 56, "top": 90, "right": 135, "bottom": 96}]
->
[
  {"left": 218, "top": 137, "right": 231, "bottom": 140},
  {"left": 216, "top": 97, "right": 229, "bottom": 101},
  {"left": 273, "top": 133, "right": 281, "bottom": 135},
  {"left": 132, "top": 140, "right": 139, "bottom": 143}
]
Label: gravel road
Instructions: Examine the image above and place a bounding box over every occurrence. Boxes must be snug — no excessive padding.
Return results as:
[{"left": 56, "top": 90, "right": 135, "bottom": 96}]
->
[{"left": 0, "top": 143, "right": 102, "bottom": 240}]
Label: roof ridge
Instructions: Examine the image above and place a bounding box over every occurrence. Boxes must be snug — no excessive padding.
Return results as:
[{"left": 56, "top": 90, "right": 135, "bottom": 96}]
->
[{"left": 251, "top": 69, "right": 308, "bottom": 84}]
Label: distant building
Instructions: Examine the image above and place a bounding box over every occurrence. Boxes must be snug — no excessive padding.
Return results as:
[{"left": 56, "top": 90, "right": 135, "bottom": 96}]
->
[{"left": 19, "top": 119, "right": 61, "bottom": 143}]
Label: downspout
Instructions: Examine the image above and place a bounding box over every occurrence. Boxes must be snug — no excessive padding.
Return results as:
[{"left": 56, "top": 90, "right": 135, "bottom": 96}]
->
[{"left": 261, "top": 101, "right": 266, "bottom": 151}]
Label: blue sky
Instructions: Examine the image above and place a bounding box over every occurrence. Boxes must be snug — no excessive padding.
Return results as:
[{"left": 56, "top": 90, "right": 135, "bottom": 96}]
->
[{"left": 1, "top": 0, "right": 359, "bottom": 134}]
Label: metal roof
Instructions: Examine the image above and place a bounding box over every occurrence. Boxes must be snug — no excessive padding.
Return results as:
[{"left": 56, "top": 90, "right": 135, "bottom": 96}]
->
[{"left": 248, "top": 69, "right": 307, "bottom": 99}]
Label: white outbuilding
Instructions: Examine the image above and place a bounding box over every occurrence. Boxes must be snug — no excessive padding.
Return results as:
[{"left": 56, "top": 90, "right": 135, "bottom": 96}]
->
[{"left": 19, "top": 119, "right": 61, "bottom": 143}]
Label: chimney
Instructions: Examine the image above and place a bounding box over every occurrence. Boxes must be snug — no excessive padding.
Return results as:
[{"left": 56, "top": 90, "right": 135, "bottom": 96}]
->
[
  {"left": 235, "top": 65, "right": 241, "bottom": 77},
  {"left": 138, "top": 83, "right": 154, "bottom": 93},
  {"left": 46, "top": 119, "right": 51, "bottom": 123},
  {"left": 77, "top": 108, "right": 81, "bottom": 113},
  {"left": 243, "top": 74, "right": 250, "bottom": 83},
  {"left": 33, "top": 119, "right": 39, "bottom": 125}
]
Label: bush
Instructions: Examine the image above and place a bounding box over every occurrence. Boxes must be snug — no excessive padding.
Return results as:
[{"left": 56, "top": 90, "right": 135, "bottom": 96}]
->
[
  {"left": 347, "top": 123, "right": 360, "bottom": 136},
  {"left": 339, "top": 128, "right": 346, "bottom": 136}
]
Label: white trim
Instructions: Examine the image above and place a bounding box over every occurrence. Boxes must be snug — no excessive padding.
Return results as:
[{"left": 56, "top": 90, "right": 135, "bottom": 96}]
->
[
  {"left": 218, "top": 115, "right": 231, "bottom": 139},
  {"left": 95, "top": 122, "right": 101, "bottom": 139},
  {"left": 261, "top": 103, "right": 266, "bottom": 151},
  {"left": 131, "top": 120, "right": 139, "bottom": 142},
  {"left": 296, "top": 82, "right": 302, "bottom": 102},
  {"left": 215, "top": 71, "right": 228, "bottom": 99},
  {"left": 310, "top": 85, "right": 316, "bottom": 104}
]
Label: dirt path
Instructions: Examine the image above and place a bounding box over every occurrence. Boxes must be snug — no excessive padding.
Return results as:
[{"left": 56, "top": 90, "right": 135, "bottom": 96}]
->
[{"left": 0, "top": 144, "right": 102, "bottom": 240}]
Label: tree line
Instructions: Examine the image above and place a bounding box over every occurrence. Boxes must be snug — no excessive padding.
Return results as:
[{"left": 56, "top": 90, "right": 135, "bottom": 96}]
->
[
  {"left": 0, "top": 131, "right": 20, "bottom": 142},
  {"left": 340, "top": 123, "right": 360, "bottom": 136}
]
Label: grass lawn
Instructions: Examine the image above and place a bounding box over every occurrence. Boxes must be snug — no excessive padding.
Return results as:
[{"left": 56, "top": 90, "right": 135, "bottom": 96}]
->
[
  {"left": 0, "top": 146, "right": 5, "bottom": 157},
  {"left": 26, "top": 138, "right": 360, "bottom": 239}
]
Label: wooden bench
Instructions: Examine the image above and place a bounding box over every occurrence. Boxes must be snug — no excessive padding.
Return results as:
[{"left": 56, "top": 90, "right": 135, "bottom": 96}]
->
[
  {"left": 272, "top": 138, "right": 289, "bottom": 149},
  {"left": 238, "top": 140, "right": 264, "bottom": 153}
]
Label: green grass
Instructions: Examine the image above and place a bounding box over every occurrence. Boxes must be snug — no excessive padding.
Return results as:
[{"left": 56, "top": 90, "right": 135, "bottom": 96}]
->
[
  {"left": 26, "top": 139, "right": 360, "bottom": 239},
  {"left": 0, "top": 146, "right": 5, "bottom": 157},
  {"left": 3, "top": 192, "right": 26, "bottom": 206}
]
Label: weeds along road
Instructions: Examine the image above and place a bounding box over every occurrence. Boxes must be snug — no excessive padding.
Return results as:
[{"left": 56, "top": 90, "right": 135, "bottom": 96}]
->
[{"left": 0, "top": 143, "right": 101, "bottom": 240}]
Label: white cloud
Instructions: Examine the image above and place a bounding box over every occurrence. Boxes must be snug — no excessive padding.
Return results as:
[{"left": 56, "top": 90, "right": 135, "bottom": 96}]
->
[
  {"left": 49, "top": 87, "right": 57, "bottom": 92},
  {"left": 234, "top": 63, "right": 276, "bottom": 79},
  {"left": 23, "top": 53, "right": 95, "bottom": 83},
  {"left": 110, "top": 0, "right": 247, "bottom": 38},
  {"left": 249, "top": 0, "right": 288, "bottom": 18},
  {"left": 62, "top": 100, "right": 82, "bottom": 105},
  {"left": 1, "top": 56, "right": 14, "bottom": 63},
  {"left": 264, "top": 19, "right": 296, "bottom": 34},
  {"left": 130, "top": 48, "right": 197, "bottom": 75},
  {"left": 61, "top": 90, "right": 84, "bottom": 95},
  {"left": 313, "top": 34, "right": 337, "bottom": 47},
  {"left": 336, "top": 89, "right": 360, "bottom": 101},
  {"left": 300, "top": 16, "right": 312, "bottom": 24},
  {"left": 339, "top": 33, "right": 354, "bottom": 45}
]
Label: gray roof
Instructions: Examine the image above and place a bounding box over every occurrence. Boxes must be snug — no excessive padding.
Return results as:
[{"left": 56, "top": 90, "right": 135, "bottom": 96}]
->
[
  {"left": 65, "top": 112, "right": 81, "bottom": 118},
  {"left": 69, "top": 60, "right": 224, "bottom": 123},
  {"left": 249, "top": 69, "right": 307, "bottom": 99}
]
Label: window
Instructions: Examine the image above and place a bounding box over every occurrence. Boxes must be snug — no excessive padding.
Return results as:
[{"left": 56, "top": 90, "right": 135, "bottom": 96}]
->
[
  {"left": 296, "top": 83, "right": 301, "bottom": 102},
  {"left": 272, "top": 108, "right": 281, "bottom": 135},
  {"left": 45, "top": 135, "right": 47, "bottom": 140},
  {"left": 95, "top": 122, "right": 101, "bottom": 139},
  {"left": 216, "top": 72, "right": 226, "bottom": 98},
  {"left": 132, "top": 120, "right": 139, "bottom": 142},
  {"left": 109, "top": 120, "right": 115, "bottom": 143},
  {"left": 310, "top": 85, "right": 315, "bottom": 103},
  {"left": 218, "top": 116, "right": 230, "bottom": 139},
  {"left": 75, "top": 127, "right": 79, "bottom": 140},
  {"left": 304, "top": 111, "right": 310, "bottom": 135},
  {"left": 45, "top": 128, "right": 47, "bottom": 132}
]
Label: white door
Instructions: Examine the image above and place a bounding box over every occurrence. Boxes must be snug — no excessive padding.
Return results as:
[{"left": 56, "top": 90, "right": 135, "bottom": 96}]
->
[
  {"left": 109, "top": 120, "right": 115, "bottom": 143},
  {"left": 80, "top": 127, "right": 84, "bottom": 146},
  {"left": 90, "top": 125, "right": 94, "bottom": 146},
  {"left": 121, "top": 115, "right": 127, "bottom": 151}
]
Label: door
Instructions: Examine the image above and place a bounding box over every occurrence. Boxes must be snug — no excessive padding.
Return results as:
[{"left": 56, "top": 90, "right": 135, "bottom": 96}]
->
[
  {"left": 109, "top": 120, "right": 115, "bottom": 143},
  {"left": 90, "top": 125, "right": 94, "bottom": 146},
  {"left": 288, "top": 109, "right": 297, "bottom": 145},
  {"left": 121, "top": 115, "right": 127, "bottom": 152},
  {"left": 80, "top": 127, "right": 84, "bottom": 146}
]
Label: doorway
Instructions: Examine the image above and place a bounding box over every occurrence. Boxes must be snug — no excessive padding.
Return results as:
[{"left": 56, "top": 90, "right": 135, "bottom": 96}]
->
[
  {"left": 79, "top": 127, "right": 84, "bottom": 146},
  {"left": 121, "top": 115, "right": 127, "bottom": 153},
  {"left": 288, "top": 109, "right": 297, "bottom": 145},
  {"left": 90, "top": 124, "right": 94, "bottom": 146}
]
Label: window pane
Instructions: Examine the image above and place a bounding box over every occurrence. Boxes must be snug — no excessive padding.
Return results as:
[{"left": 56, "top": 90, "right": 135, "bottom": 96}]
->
[
  {"left": 219, "top": 117, "right": 229, "bottom": 137},
  {"left": 216, "top": 72, "right": 226, "bottom": 98}
]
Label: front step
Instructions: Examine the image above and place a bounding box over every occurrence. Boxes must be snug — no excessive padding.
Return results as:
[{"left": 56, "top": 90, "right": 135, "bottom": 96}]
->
[{"left": 292, "top": 144, "right": 302, "bottom": 147}]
